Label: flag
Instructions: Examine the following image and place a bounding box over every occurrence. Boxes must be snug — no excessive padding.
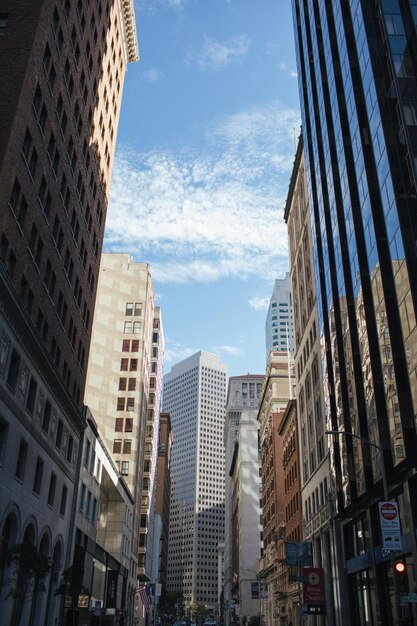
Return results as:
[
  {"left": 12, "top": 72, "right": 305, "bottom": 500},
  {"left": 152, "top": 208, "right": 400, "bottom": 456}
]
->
[{"left": 139, "top": 586, "right": 152, "bottom": 614}]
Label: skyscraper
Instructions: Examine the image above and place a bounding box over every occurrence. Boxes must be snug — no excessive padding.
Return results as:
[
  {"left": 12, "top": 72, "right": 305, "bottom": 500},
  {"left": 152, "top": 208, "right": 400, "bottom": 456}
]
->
[
  {"left": 84, "top": 253, "right": 163, "bottom": 589},
  {"left": 265, "top": 274, "right": 294, "bottom": 357},
  {"left": 0, "top": 3, "right": 137, "bottom": 624},
  {"left": 163, "top": 351, "right": 227, "bottom": 608},
  {"left": 223, "top": 375, "right": 263, "bottom": 626},
  {"left": 293, "top": 1, "right": 417, "bottom": 622}
]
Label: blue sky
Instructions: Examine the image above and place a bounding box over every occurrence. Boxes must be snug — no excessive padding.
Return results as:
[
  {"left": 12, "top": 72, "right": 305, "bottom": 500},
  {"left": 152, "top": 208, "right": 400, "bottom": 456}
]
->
[{"left": 105, "top": 0, "right": 300, "bottom": 377}]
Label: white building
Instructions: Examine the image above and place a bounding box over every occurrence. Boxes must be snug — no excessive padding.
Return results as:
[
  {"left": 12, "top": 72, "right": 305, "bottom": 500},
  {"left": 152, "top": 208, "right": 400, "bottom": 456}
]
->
[
  {"left": 223, "top": 375, "right": 263, "bottom": 626},
  {"left": 265, "top": 275, "right": 294, "bottom": 357},
  {"left": 162, "top": 351, "right": 227, "bottom": 609}
]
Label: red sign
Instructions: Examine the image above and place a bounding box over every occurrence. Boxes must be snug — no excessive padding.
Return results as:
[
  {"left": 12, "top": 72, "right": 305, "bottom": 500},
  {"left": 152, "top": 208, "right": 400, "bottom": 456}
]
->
[
  {"left": 302, "top": 567, "right": 325, "bottom": 606},
  {"left": 380, "top": 502, "right": 398, "bottom": 521}
]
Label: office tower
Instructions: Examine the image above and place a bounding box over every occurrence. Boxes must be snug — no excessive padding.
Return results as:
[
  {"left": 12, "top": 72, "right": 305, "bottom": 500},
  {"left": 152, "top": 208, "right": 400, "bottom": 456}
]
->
[
  {"left": 84, "top": 253, "right": 162, "bottom": 591},
  {"left": 284, "top": 136, "right": 335, "bottom": 621},
  {"left": 0, "top": 3, "right": 137, "bottom": 624},
  {"left": 265, "top": 274, "right": 294, "bottom": 357},
  {"left": 163, "top": 351, "right": 227, "bottom": 608},
  {"left": 292, "top": 1, "right": 417, "bottom": 622},
  {"left": 223, "top": 375, "right": 263, "bottom": 626}
]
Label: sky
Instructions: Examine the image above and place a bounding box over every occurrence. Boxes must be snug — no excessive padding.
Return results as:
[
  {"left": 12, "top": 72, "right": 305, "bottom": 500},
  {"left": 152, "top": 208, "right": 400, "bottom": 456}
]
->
[{"left": 104, "top": 0, "right": 301, "bottom": 377}]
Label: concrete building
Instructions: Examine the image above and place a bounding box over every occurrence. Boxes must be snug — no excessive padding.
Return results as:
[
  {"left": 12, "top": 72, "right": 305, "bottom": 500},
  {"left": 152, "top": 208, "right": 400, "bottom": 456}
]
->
[
  {"left": 162, "top": 351, "right": 227, "bottom": 609},
  {"left": 258, "top": 352, "right": 294, "bottom": 626},
  {"left": 223, "top": 375, "right": 263, "bottom": 626},
  {"left": 265, "top": 276, "right": 294, "bottom": 358},
  {"left": 293, "top": 0, "right": 417, "bottom": 621},
  {"left": 67, "top": 410, "right": 135, "bottom": 624},
  {"left": 84, "top": 254, "right": 162, "bottom": 603},
  {"left": 284, "top": 136, "right": 336, "bottom": 624},
  {"left": 0, "top": 1, "right": 137, "bottom": 624}
]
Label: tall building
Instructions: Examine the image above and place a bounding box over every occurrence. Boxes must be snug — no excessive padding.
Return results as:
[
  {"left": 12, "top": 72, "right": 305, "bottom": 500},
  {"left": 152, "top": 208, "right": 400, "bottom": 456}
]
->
[
  {"left": 223, "top": 375, "right": 263, "bottom": 626},
  {"left": 0, "top": 2, "right": 137, "bottom": 624},
  {"left": 284, "top": 137, "right": 336, "bottom": 623},
  {"left": 265, "top": 275, "right": 294, "bottom": 357},
  {"left": 293, "top": 1, "right": 417, "bottom": 623},
  {"left": 258, "top": 352, "right": 294, "bottom": 626},
  {"left": 162, "top": 351, "right": 227, "bottom": 608},
  {"left": 84, "top": 253, "right": 163, "bottom": 595}
]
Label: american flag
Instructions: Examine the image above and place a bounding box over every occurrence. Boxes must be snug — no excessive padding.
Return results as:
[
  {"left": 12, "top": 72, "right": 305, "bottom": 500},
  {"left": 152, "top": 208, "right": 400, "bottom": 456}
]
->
[{"left": 139, "top": 586, "right": 152, "bottom": 614}]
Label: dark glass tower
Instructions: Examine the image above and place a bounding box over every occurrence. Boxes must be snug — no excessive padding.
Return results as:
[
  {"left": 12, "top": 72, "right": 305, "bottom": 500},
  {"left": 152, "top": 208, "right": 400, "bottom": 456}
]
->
[{"left": 292, "top": 1, "right": 417, "bottom": 624}]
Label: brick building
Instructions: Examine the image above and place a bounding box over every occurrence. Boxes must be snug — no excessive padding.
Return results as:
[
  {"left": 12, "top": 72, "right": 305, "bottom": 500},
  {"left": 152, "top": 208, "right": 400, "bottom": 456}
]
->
[{"left": 0, "top": 2, "right": 137, "bottom": 624}]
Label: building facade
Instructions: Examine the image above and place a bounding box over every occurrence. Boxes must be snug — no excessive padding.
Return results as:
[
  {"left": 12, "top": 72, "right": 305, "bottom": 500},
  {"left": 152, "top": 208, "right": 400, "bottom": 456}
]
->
[
  {"left": 265, "top": 275, "right": 294, "bottom": 357},
  {"left": 258, "top": 352, "right": 294, "bottom": 626},
  {"left": 292, "top": 0, "right": 417, "bottom": 623},
  {"left": 284, "top": 137, "right": 337, "bottom": 624},
  {"left": 84, "top": 254, "right": 161, "bottom": 600},
  {"left": 0, "top": 1, "right": 137, "bottom": 624},
  {"left": 162, "top": 351, "right": 227, "bottom": 609},
  {"left": 223, "top": 375, "right": 263, "bottom": 626}
]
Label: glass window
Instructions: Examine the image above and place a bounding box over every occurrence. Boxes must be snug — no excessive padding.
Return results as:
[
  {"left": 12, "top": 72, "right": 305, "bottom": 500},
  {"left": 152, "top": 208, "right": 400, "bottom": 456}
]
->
[
  {"left": 125, "top": 302, "right": 133, "bottom": 315},
  {"left": 33, "top": 457, "right": 44, "bottom": 495},
  {"left": 15, "top": 439, "right": 28, "bottom": 481},
  {"left": 124, "top": 321, "right": 132, "bottom": 333},
  {"left": 48, "top": 473, "right": 56, "bottom": 506},
  {"left": 133, "top": 321, "right": 140, "bottom": 334},
  {"left": 60, "top": 485, "right": 67, "bottom": 516},
  {"left": 134, "top": 303, "right": 142, "bottom": 316}
]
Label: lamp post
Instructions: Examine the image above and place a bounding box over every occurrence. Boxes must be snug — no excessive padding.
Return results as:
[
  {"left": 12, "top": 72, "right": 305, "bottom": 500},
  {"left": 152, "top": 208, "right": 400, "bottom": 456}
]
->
[{"left": 325, "top": 429, "right": 388, "bottom": 501}]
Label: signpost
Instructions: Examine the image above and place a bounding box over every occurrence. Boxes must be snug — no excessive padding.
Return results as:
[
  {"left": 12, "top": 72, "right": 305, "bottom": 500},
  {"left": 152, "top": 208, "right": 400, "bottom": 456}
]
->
[
  {"left": 301, "top": 567, "right": 326, "bottom": 615},
  {"left": 379, "top": 502, "right": 402, "bottom": 552}
]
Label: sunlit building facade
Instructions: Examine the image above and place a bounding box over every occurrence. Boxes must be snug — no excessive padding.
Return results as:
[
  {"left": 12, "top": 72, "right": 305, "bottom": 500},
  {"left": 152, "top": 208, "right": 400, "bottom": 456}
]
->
[
  {"left": 293, "top": 0, "right": 417, "bottom": 622},
  {"left": 265, "top": 275, "right": 294, "bottom": 358},
  {"left": 163, "top": 351, "right": 227, "bottom": 608}
]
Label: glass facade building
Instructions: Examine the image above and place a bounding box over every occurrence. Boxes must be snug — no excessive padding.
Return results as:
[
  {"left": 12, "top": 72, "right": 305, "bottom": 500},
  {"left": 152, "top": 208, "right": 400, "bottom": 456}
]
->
[{"left": 292, "top": 1, "right": 417, "bottom": 624}]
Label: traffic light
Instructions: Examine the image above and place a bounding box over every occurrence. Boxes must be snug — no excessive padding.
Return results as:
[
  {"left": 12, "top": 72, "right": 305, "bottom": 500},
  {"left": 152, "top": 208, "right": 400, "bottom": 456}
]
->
[{"left": 393, "top": 560, "right": 408, "bottom": 594}]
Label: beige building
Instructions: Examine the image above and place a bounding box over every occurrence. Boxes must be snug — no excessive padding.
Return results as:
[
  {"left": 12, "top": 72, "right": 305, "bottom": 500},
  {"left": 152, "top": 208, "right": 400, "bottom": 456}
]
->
[
  {"left": 84, "top": 253, "right": 157, "bottom": 595},
  {"left": 258, "top": 352, "right": 294, "bottom": 626},
  {"left": 284, "top": 137, "right": 335, "bottom": 624}
]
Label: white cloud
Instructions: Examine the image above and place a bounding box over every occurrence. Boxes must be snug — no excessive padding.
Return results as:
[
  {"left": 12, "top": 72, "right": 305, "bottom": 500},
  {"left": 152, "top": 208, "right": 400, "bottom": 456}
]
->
[
  {"left": 137, "top": 0, "right": 187, "bottom": 12},
  {"left": 144, "top": 67, "right": 164, "bottom": 83},
  {"left": 187, "top": 34, "right": 250, "bottom": 71},
  {"left": 163, "top": 340, "right": 198, "bottom": 366},
  {"left": 279, "top": 61, "right": 298, "bottom": 79},
  {"left": 106, "top": 101, "right": 300, "bottom": 284},
  {"left": 248, "top": 295, "right": 270, "bottom": 311},
  {"left": 212, "top": 345, "right": 245, "bottom": 358}
]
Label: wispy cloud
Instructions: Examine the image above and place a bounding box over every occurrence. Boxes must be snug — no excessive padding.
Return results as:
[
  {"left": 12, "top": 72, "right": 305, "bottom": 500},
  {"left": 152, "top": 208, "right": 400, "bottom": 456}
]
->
[
  {"left": 248, "top": 295, "right": 270, "bottom": 311},
  {"left": 279, "top": 61, "right": 298, "bottom": 79},
  {"left": 137, "top": 0, "right": 187, "bottom": 13},
  {"left": 106, "top": 101, "right": 300, "bottom": 284},
  {"left": 144, "top": 67, "right": 164, "bottom": 83},
  {"left": 163, "top": 340, "right": 198, "bottom": 366},
  {"left": 187, "top": 34, "right": 251, "bottom": 71},
  {"left": 212, "top": 345, "right": 245, "bottom": 358}
]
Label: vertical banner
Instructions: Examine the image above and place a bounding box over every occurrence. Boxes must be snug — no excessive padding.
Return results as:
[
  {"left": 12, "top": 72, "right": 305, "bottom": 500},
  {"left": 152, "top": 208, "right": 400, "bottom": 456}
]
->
[
  {"left": 302, "top": 567, "right": 326, "bottom": 615},
  {"left": 106, "top": 570, "right": 119, "bottom": 609}
]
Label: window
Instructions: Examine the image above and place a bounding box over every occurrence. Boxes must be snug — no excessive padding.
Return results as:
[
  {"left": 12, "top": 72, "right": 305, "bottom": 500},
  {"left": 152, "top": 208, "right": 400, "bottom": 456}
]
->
[
  {"left": 133, "top": 321, "right": 140, "bottom": 334},
  {"left": 26, "top": 377, "right": 37, "bottom": 415},
  {"left": 128, "top": 378, "right": 136, "bottom": 391},
  {"left": 122, "top": 339, "right": 130, "bottom": 351},
  {"left": 119, "top": 378, "right": 127, "bottom": 391},
  {"left": 120, "top": 358, "right": 128, "bottom": 371},
  {"left": 117, "top": 398, "right": 125, "bottom": 411},
  {"left": 113, "top": 439, "right": 122, "bottom": 454},
  {"left": 33, "top": 457, "right": 44, "bottom": 495},
  {"left": 0, "top": 417, "right": 8, "bottom": 465},
  {"left": 79, "top": 483, "right": 86, "bottom": 512},
  {"left": 129, "top": 359, "right": 138, "bottom": 371},
  {"left": 123, "top": 440, "right": 132, "bottom": 454},
  {"left": 42, "top": 400, "right": 52, "bottom": 434},
  {"left": 84, "top": 439, "right": 91, "bottom": 466},
  {"left": 60, "top": 485, "right": 68, "bottom": 516},
  {"left": 126, "top": 398, "right": 134, "bottom": 411},
  {"left": 134, "top": 303, "right": 142, "bottom": 316},
  {"left": 56, "top": 419, "right": 63, "bottom": 449},
  {"left": 67, "top": 435, "right": 73, "bottom": 463},
  {"left": 125, "top": 302, "right": 133, "bottom": 315},
  {"left": 0, "top": 12, "right": 8, "bottom": 34},
  {"left": 115, "top": 418, "right": 123, "bottom": 432},
  {"left": 15, "top": 440, "right": 28, "bottom": 481},
  {"left": 48, "top": 473, "right": 56, "bottom": 506},
  {"left": 121, "top": 461, "right": 129, "bottom": 475},
  {"left": 6, "top": 348, "right": 21, "bottom": 392},
  {"left": 131, "top": 339, "right": 139, "bottom": 352},
  {"left": 125, "top": 418, "right": 133, "bottom": 432}
]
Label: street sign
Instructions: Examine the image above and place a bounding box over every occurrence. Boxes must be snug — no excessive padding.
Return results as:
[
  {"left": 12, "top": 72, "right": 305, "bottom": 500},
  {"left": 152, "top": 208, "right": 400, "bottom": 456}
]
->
[
  {"left": 289, "top": 574, "right": 309, "bottom": 583},
  {"left": 285, "top": 542, "right": 298, "bottom": 566},
  {"left": 302, "top": 567, "right": 326, "bottom": 609},
  {"left": 379, "top": 502, "right": 402, "bottom": 551}
]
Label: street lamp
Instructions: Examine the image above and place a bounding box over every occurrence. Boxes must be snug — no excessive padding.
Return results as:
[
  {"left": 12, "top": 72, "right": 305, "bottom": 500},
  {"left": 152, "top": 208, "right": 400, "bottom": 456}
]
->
[{"left": 325, "top": 429, "right": 388, "bottom": 501}]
